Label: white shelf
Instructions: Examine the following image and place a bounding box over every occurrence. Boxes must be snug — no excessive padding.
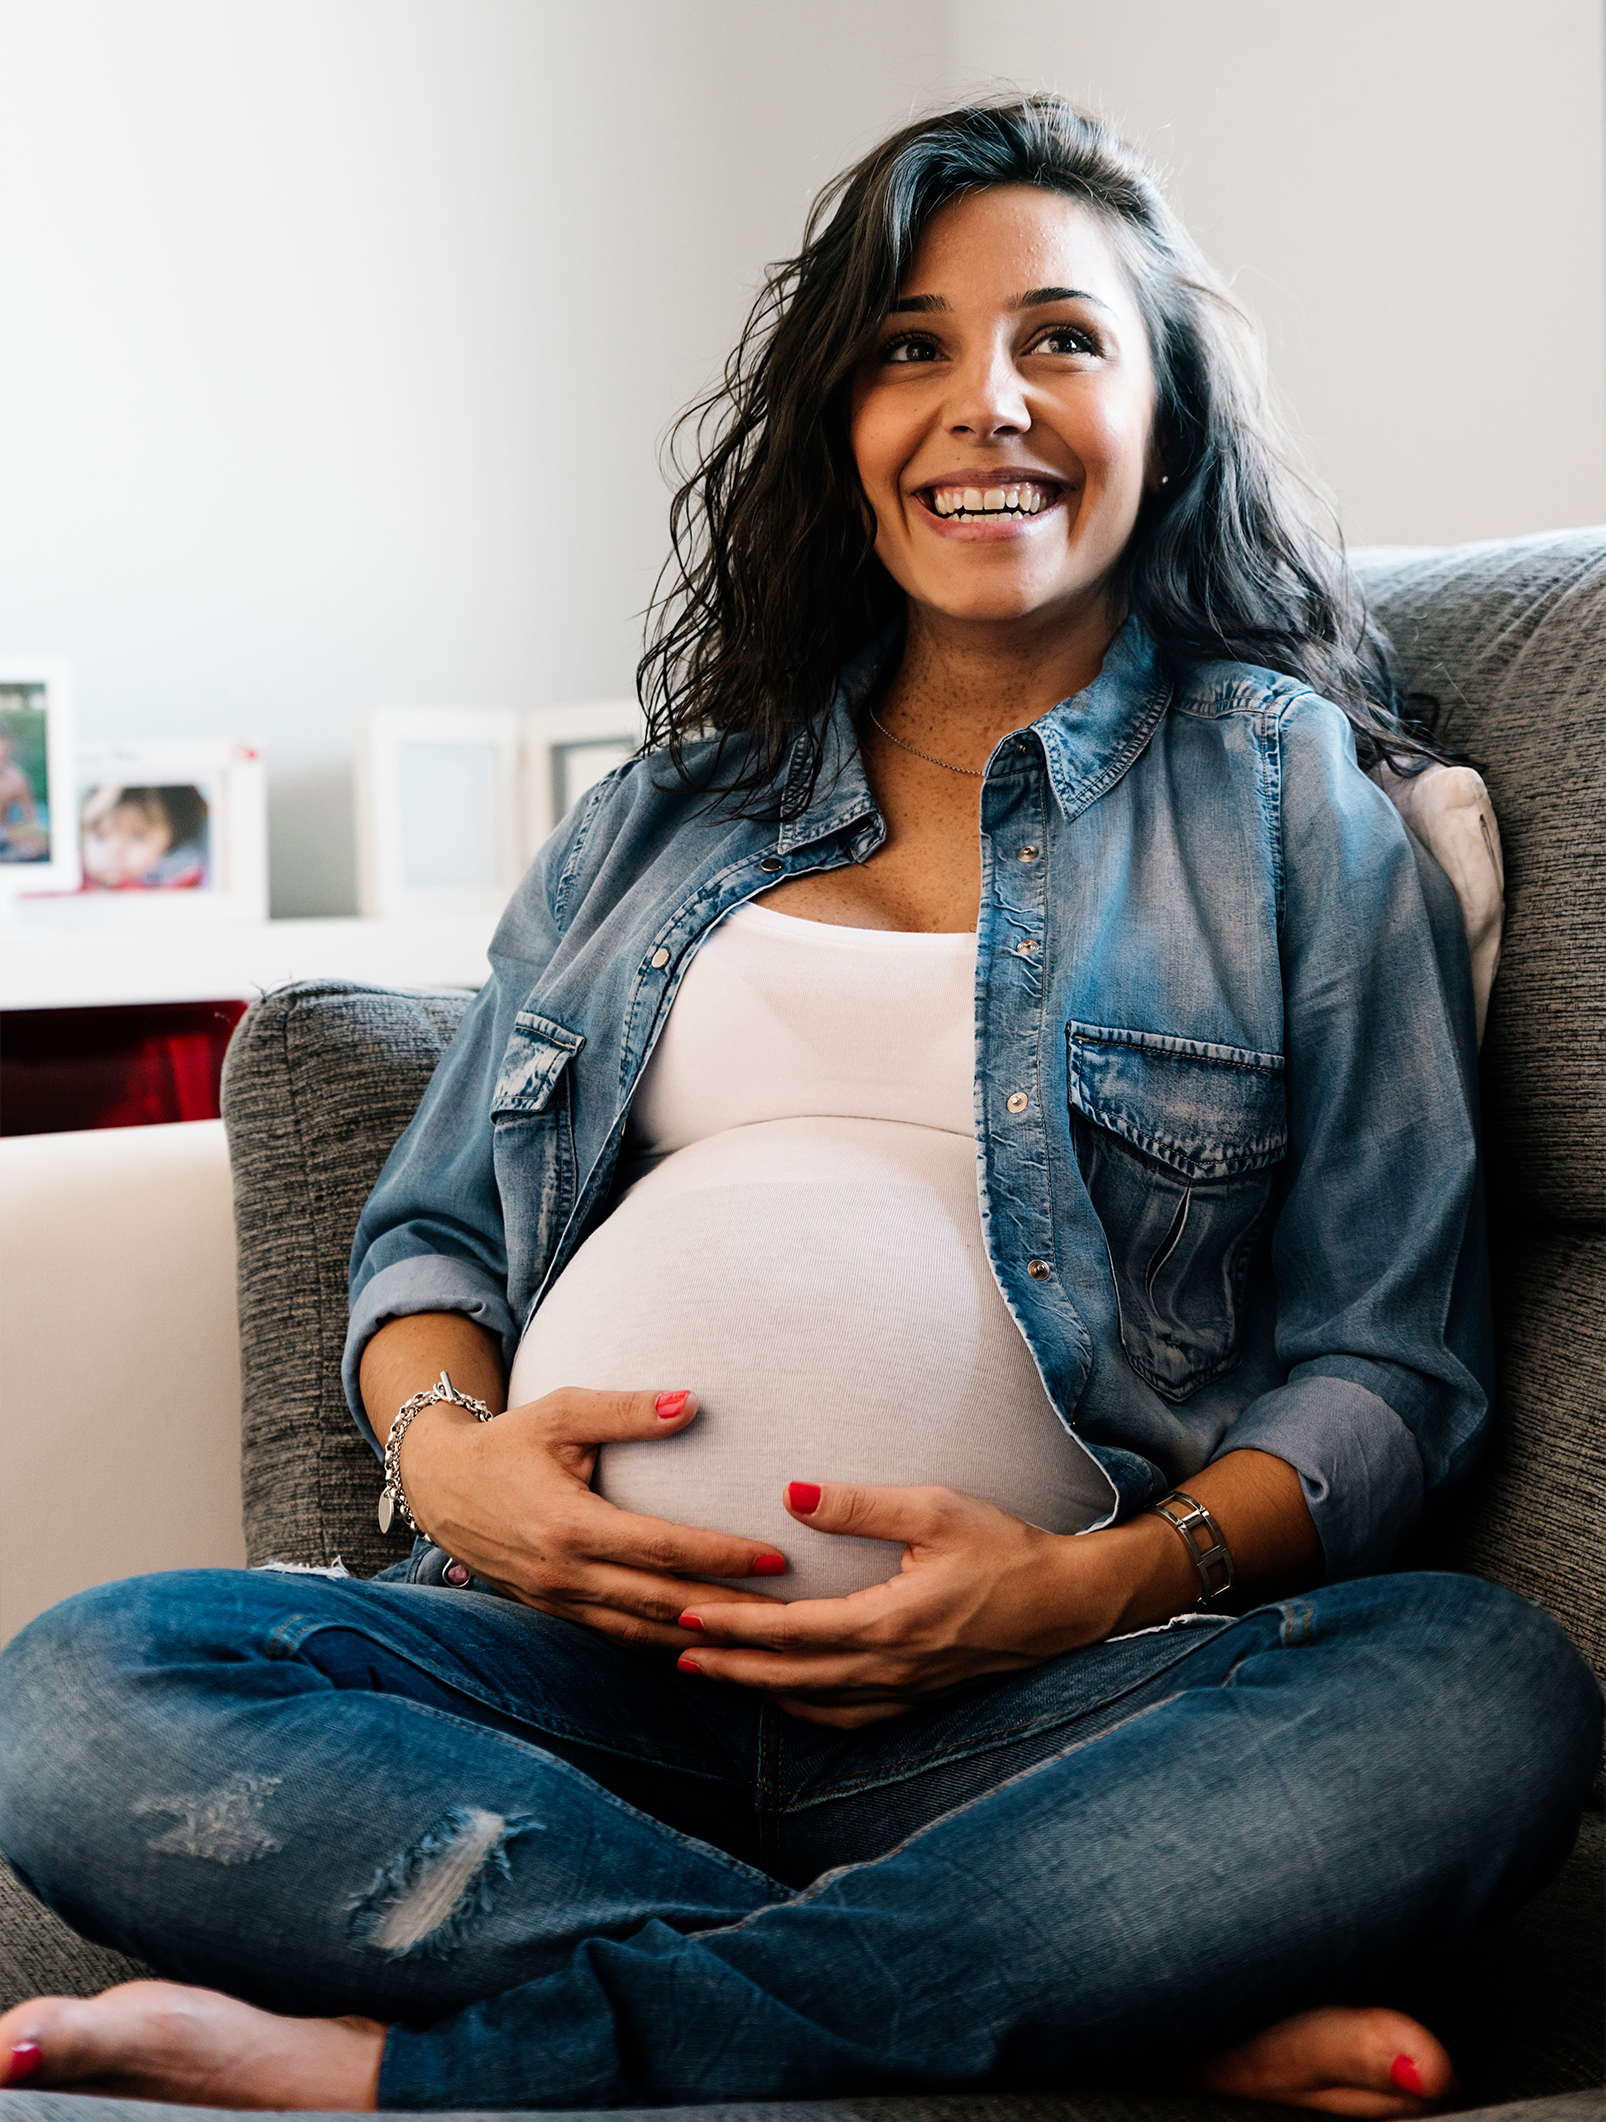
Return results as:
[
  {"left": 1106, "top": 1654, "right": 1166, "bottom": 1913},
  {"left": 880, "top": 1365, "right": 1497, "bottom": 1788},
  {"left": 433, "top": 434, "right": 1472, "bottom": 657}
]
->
[{"left": 0, "top": 914, "right": 496, "bottom": 1011}]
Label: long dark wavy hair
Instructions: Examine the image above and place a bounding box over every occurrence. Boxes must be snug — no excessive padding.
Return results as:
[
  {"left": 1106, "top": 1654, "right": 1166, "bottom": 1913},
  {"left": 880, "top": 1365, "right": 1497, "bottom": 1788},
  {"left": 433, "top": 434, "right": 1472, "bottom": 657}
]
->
[{"left": 638, "top": 94, "right": 1437, "bottom": 813}]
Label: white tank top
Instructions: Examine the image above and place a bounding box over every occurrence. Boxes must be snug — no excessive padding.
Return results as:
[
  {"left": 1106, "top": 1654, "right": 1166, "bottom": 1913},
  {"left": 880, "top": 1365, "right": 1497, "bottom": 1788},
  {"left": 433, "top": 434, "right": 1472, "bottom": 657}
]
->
[{"left": 506, "top": 902, "right": 1111, "bottom": 1599}]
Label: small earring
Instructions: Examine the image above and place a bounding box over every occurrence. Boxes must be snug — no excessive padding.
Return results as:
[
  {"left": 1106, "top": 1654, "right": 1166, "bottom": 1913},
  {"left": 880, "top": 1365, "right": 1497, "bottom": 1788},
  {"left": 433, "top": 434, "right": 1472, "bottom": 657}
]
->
[{"left": 1158, "top": 474, "right": 1170, "bottom": 487}]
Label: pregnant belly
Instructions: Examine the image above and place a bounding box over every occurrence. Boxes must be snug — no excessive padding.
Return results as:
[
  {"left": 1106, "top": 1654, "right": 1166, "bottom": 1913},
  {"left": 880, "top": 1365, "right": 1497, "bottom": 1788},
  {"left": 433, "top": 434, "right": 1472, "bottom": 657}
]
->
[{"left": 507, "top": 1117, "right": 1112, "bottom": 1600}]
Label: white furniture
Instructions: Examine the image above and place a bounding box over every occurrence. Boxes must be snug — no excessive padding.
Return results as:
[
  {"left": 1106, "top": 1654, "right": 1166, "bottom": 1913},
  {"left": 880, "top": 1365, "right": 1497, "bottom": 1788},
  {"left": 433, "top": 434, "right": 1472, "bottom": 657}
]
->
[
  {"left": 0, "top": 1120, "right": 244, "bottom": 1647},
  {"left": 0, "top": 912, "right": 495, "bottom": 1011}
]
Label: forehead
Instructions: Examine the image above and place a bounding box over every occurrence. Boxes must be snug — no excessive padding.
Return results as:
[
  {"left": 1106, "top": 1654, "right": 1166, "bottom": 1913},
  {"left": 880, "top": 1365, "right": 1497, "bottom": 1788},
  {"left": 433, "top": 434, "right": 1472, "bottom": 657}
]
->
[{"left": 898, "top": 185, "right": 1135, "bottom": 308}]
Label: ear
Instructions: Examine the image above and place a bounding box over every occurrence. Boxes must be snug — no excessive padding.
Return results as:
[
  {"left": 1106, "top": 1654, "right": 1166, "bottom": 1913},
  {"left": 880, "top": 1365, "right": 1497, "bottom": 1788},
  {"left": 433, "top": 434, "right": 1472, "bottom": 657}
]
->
[{"left": 1143, "top": 412, "right": 1176, "bottom": 495}]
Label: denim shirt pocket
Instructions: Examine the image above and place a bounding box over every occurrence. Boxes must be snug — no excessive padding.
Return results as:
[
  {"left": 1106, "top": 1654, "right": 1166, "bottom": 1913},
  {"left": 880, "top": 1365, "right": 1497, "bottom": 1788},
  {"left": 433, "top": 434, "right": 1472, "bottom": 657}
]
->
[
  {"left": 490, "top": 1011, "right": 586, "bottom": 1313},
  {"left": 1067, "top": 1023, "right": 1286, "bottom": 1403}
]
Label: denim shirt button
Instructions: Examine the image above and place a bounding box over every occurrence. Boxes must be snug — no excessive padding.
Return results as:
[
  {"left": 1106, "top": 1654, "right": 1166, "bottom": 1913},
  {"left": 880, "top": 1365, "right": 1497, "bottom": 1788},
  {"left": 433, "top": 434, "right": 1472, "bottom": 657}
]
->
[
  {"left": 759, "top": 857, "right": 784, "bottom": 873},
  {"left": 1015, "top": 844, "right": 1040, "bottom": 861},
  {"left": 1027, "top": 1258, "right": 1052, "bottom": 1280},
  {"left": 650, "top": 948, "right": 671, "bottom": 969},
  {"left": 1014, "top": 938, "right": 1040, "bottom": 957},
  {"left": 1007, "top": 1091, "right": 1030, "bottom": 1114}
]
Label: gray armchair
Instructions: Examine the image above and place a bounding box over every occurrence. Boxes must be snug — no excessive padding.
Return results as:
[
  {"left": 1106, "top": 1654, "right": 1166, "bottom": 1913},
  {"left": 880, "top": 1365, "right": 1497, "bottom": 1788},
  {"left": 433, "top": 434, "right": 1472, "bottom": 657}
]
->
[{"left": 3, "top": 530, "right": 1601, "bottom": 2122}]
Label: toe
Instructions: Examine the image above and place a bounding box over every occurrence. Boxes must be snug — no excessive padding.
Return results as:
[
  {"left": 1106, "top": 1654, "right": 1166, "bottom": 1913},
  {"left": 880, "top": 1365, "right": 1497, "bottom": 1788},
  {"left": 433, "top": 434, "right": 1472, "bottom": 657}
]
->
[{"left": 1194, "top": 2005, "right": 1458, "bottom": 2116}]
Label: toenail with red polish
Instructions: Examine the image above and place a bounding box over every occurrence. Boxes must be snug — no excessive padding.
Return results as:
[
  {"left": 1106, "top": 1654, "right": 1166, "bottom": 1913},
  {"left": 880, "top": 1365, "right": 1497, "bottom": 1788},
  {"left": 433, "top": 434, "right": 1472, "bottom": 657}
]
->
[
  {"left": 787, "top": 1482, "right": 822, "bottom": 1514},
  {"left": 751, "top": 1553, "right": 786, "bottom": 1575},
  {"left": 678, "top": 1613, "right": 703, "bottom": 1630},
  {"left": 1391, "top": 2056, "right": 1424, "bottom": 2096},
  {"left": 7, "top": 2042, "right": 43, "bottom": 2086},
  {"left": 677, "top": 1654, "right": 702, "bottom": 1674},
  {"left": 656, "top": 1391, "right": 690, "bottom": 1419}
]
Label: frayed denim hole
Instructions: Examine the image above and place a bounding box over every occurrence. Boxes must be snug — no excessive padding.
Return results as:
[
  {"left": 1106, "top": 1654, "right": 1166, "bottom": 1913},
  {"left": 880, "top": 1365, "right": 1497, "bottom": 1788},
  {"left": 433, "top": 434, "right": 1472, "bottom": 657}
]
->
[
  {"left": 347, "top": 1805, "right": 546, "bottom": 1960},
  {"left": 134, "top": 1774, "right": 285, "bottom": 1863}
]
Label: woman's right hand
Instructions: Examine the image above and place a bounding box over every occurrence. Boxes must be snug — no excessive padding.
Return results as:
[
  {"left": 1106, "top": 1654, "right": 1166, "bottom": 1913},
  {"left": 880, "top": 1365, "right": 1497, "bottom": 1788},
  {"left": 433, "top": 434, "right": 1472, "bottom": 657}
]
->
[{"left": 397, "top": 1388, "right": 787, "bottom": 1646}]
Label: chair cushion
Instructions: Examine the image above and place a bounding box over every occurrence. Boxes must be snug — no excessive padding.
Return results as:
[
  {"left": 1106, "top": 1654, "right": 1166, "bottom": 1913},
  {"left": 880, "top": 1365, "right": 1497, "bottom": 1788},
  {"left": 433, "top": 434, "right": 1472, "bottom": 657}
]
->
[
  {"left": 221, "top": 982, "right": 473, "bottom": 1574},
  {"left": 4, "top": 2097, "right": 1604, "bottom": 2122},
  {"left": 1353, "top": 532, "right": 1605, "bottom": 1230},
  {"left": 1406, "top": 1225, "right": 1604, "bottom": 1682}
]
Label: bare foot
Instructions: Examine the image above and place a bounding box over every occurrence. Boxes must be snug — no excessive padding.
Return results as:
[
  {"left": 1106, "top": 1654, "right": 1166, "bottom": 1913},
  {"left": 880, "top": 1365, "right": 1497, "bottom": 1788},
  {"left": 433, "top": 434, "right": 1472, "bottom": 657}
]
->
[
  {"left": 0, "top": 1980, "right": 386, "bottom": 2110},
  {"left": 1191, "top": 2005, "right": 1458, "bottom": 2116}
]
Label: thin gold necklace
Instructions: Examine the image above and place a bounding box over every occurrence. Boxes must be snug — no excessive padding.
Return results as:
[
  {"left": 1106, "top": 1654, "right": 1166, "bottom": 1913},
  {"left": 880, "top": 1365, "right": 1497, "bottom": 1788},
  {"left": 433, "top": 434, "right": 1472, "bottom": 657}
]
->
[{"left": 867, "top": 702, "right": 985, "bottom": 778}]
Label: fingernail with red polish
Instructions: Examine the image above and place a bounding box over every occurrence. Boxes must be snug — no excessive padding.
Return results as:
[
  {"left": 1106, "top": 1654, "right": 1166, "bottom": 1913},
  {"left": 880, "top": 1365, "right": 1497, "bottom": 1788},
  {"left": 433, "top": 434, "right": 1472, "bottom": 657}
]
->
[
  {"left": 7, "top": 2043, "right": 43, "bottom": 2087},
  {"left": 677, "top": 1654, "right": 702, "bottom": 1674},
  {"left": 751, "top": 1553, "right": 786, "bottom": 1576},
  {"left": 678, "top": 1613, "right": 703, "bottom": 1630},
  {"left": 787, "top": 1482, "right": 822, "bottom": 1514},
  {"left": 656, "top": 1391, "right": 691, "bottom": 1420},
  {"left": 1391, "top": 2056, "right": 1424, "bottom": 2096}
]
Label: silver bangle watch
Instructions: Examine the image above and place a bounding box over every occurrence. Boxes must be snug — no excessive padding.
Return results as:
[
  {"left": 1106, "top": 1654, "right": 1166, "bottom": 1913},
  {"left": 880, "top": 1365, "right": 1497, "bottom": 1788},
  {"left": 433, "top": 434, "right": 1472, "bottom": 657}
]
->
[
  {"left": 378, "top": 1369, "right": 496, "bottom": 1536},
  {"left": 1146, "top": 1488, "right": 1236, "bottom": 1605}
]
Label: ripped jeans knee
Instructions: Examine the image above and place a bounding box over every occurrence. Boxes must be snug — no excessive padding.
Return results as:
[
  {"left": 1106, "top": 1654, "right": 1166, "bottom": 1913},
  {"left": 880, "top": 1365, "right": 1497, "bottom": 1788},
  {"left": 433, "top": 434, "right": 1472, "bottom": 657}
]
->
[{"left": 349, "top": 1805, "right": 547, "bottom": 1960}]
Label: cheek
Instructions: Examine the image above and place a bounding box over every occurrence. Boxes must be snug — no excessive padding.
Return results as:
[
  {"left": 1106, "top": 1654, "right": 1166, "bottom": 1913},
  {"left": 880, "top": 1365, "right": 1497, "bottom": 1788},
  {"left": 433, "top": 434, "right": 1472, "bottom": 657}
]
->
[
  {"left": 849, "top": 392, "right": 910, "bottom": 527},
  {"left": 1062, "top": 383, "right": 1154, "bottom": 490}
]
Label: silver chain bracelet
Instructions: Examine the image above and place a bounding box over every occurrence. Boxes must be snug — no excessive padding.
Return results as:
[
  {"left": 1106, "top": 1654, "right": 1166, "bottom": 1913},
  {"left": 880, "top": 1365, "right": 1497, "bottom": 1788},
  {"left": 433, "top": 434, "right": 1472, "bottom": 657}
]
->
[
  {"left": 378, "top": 1369, "right": 495, "bottom": 1536},
  {"left": 1146, "top": 1488, "right": 1236, "bottom": 1604}
]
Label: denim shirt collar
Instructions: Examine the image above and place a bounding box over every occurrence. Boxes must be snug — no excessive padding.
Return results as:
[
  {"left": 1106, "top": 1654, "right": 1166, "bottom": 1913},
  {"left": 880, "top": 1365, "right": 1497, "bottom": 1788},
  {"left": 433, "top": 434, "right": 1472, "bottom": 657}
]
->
[
  {"left": 1031, "top": 615, "right": 1171, "bottom": 821},
  {"left": 774, "top": 614, "right": 1170, "bottom": 855}
]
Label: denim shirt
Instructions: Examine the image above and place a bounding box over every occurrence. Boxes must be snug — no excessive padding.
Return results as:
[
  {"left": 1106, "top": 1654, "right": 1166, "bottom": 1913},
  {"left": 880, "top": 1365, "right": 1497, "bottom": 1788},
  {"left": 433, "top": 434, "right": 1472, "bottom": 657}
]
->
[{"left": 344, "top": 619, "right": 1490, "bottom": 1580}]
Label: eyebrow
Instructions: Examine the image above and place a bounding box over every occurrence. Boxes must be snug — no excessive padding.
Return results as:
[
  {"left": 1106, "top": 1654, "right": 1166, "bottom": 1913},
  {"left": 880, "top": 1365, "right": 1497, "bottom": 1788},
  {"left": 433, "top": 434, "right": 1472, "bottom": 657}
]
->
[{"left": 886, "top": 285, "right": 1112, "bottom": 315}]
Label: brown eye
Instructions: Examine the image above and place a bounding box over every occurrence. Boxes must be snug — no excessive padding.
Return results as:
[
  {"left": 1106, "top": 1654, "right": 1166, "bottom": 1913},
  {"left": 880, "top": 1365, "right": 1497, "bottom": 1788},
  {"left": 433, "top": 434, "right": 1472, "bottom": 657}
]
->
[
  {"left": 1033, "top": 325, "right": 1097, "bottom": 356},
  {"left": 882, "top": 335, "right": 940, "bottom": 365}
]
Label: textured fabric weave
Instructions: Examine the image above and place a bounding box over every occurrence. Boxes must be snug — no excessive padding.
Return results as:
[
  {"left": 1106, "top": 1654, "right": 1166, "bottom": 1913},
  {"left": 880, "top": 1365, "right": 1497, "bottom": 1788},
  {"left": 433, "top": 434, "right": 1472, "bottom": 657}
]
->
[
  {"left": 4, "top": 2096, "right": 1599, "bottom": 2122},
  {"left": 1353, "top": 532, "right": 1604, "bottom": 1226},
  {"left": 221, "top": 984, "right": 473, "bottom": 1574},
  {"left": 1353, "top": 533, "right": 1605, "bottom": 1690}
]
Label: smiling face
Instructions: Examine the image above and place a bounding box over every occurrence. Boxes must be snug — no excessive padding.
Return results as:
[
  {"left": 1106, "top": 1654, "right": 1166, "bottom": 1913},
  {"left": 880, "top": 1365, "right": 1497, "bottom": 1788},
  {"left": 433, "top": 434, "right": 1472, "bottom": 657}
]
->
[{"left": 850, "top": 185, "right": 1161, "bottom": 639}]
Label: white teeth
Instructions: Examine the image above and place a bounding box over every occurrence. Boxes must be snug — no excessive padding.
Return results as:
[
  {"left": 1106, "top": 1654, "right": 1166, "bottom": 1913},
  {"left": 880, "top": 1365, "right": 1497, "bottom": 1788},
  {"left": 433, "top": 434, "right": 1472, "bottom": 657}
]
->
[{"left": 930, "top": 481, "right": 1054, "bottom": 518}]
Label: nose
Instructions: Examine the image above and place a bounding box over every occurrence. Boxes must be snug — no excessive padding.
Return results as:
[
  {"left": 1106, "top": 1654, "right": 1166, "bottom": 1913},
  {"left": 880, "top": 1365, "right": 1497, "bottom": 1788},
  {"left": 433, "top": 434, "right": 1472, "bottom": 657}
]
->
[{"left": 945, "top": 336, "right": 1030, "bottom": 440}]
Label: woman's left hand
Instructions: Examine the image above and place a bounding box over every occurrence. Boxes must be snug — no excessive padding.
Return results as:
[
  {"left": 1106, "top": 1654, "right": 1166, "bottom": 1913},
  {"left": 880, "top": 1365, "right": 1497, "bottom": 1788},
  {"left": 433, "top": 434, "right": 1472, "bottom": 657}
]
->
[{"left": 675, "top": 1480, "right": 1177, "bottom": 1728}]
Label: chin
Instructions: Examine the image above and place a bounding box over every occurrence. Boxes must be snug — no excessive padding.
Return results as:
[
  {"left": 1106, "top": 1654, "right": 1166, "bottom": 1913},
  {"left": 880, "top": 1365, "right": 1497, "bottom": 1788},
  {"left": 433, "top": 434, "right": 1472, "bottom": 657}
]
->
[{"left": 917, "top": 573, "right": 1117, "bottom": 629}]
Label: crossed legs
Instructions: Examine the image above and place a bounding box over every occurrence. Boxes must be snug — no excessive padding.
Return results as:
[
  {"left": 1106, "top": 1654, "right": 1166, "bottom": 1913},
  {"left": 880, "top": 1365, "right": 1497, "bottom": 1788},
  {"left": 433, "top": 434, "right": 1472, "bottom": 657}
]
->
[{"left": 0, "top": 1567, "right": 1597, "bottom": 2110}]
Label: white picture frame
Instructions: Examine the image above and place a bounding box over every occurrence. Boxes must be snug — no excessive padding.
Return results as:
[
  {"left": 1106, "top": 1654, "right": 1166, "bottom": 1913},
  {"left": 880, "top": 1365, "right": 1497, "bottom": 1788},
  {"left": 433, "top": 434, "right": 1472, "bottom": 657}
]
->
[
  {"left": 355, "top": 707, "right": 524, "bottom": 921},
  {"left": 12, "top": 736, "right": 268, "bottom": 926},
  {"left": 523, "top": 700, "right": 646, "bottom": 859},
  {"left": 0, "top": 658, "right": 79, "bottom": 905}
]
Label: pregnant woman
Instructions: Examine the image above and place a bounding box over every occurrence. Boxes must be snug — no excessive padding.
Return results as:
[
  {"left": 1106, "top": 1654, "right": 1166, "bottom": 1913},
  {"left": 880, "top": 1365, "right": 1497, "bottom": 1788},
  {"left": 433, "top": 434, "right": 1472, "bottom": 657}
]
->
[{"left": 1, "top": 95, "right": 1598, "bottom": 2113}]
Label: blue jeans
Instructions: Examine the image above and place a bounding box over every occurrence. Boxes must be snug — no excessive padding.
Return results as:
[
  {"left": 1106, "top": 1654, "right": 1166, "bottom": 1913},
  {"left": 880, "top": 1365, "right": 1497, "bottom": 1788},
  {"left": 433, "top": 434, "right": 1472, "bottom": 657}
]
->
[{"left": 0, "top": 1566, "right": 1597, "bottom": 2110}]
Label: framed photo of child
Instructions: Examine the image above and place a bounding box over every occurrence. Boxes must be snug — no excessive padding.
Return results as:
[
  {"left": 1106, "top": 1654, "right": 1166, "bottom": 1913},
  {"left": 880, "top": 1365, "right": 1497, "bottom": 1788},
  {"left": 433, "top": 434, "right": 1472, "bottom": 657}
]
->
[
  {"left": 0, "top": 659, "right": 80, "bottom": 901},
  {"left": 16, "top": 738, "right": 268, "bottom": 926}
]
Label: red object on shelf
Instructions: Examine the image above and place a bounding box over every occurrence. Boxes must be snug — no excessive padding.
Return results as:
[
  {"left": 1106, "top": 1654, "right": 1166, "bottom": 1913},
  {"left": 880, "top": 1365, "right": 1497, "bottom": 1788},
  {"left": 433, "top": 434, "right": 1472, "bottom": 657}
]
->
[{"left": 0, "top": 1001, "right": 249, "bottom": 1135}]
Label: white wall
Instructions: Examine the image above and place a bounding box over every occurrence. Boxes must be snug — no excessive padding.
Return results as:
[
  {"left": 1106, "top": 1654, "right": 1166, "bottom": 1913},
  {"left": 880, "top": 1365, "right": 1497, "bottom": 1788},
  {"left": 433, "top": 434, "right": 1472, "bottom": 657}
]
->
[{"left": 3, "top": 2, "right": 1603, "bottom": 917}]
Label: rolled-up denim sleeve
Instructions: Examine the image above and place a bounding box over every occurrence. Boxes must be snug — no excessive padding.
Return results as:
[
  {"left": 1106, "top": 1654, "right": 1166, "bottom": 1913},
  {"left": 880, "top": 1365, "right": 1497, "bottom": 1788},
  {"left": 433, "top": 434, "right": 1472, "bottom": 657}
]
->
[
  {"left": 1211, "top": 697, "right": 1492, "bottom": 1578},
  {"left": 341, "top": 865, "right": 564, "bottom": 1454}
]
